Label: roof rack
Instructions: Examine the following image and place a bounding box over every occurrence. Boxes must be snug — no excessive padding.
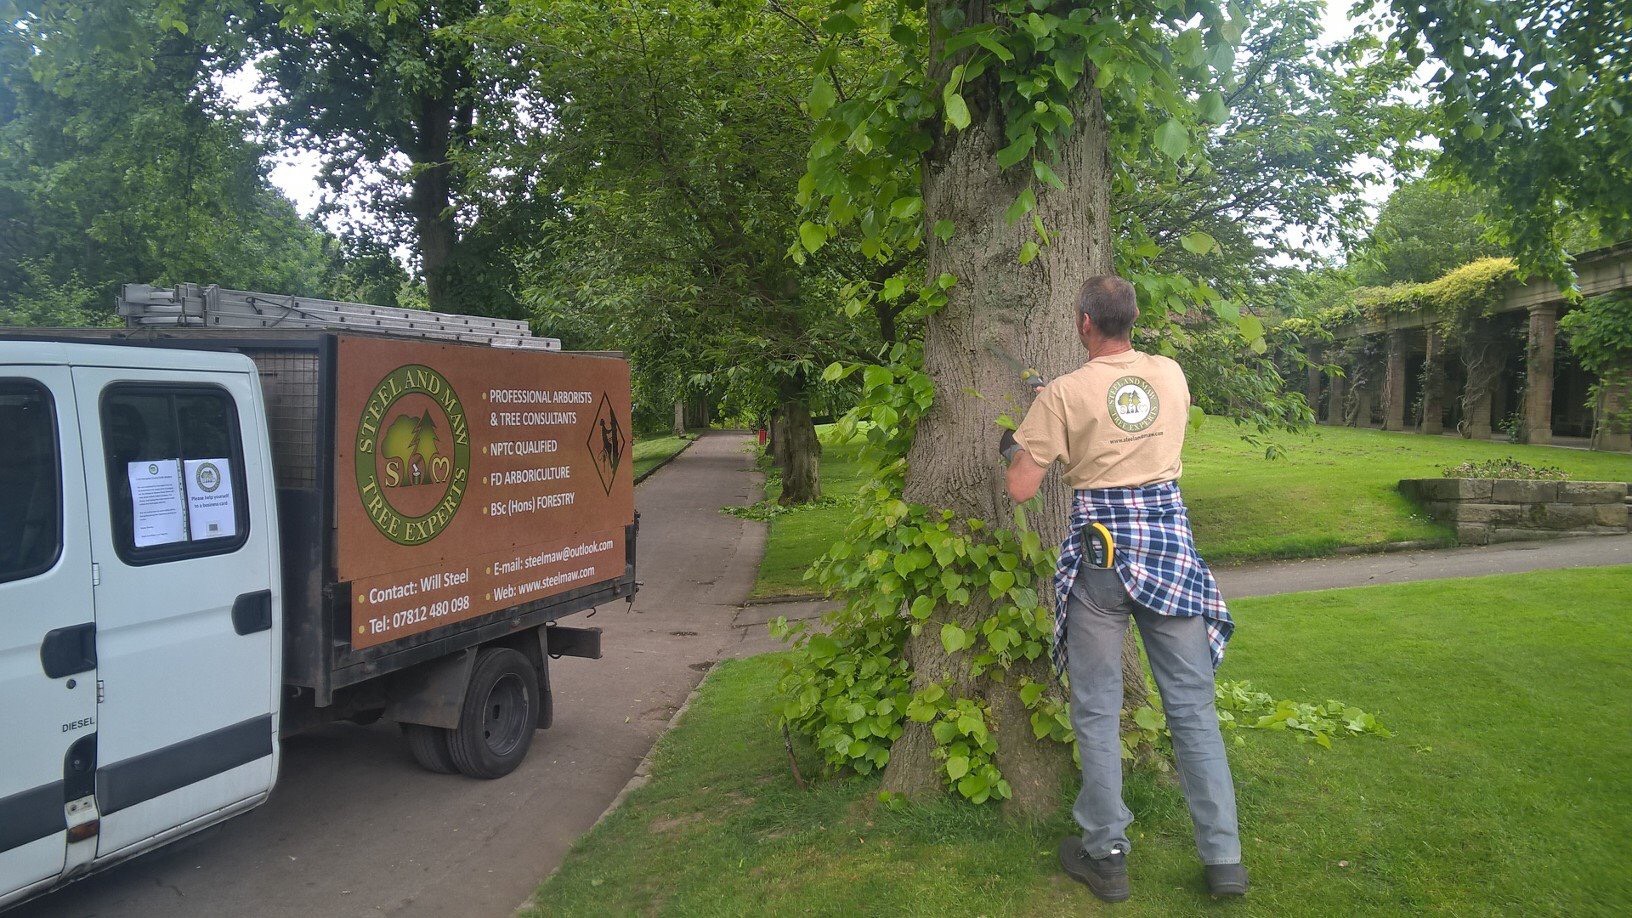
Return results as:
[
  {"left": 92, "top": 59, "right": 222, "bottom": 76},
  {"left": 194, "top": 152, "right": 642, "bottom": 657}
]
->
[{"left": 117, "top": 283, "right": 561, "bottom": 351}]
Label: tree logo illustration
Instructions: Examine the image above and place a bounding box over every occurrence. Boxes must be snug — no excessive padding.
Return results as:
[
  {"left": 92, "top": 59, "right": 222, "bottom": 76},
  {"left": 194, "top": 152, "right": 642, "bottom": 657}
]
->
[
  {"left": 354, "top": 364, "right": 471, "bottom": 546},
  {"left": 1107, "top": 375, "right": 1160, "bottom": 433}
]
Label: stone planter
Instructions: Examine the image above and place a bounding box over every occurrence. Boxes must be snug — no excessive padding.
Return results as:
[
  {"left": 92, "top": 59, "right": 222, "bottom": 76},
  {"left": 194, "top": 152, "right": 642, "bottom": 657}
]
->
[{"left": 1398, "top": 478, "right": 1631, "bottom": 546}]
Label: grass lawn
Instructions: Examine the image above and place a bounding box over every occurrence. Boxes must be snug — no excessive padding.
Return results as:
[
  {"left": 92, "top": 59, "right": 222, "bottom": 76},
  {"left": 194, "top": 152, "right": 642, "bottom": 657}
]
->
[
  {"left": 529, "top": 567, "right": 1632, "bottom": 916},
  {"left": 751, "top": 436, "right": 869, "bottom": 597},
  {"left": 633, "top": 433, "right": 697, "bottom": 480},
  {"left": 1182, "top": 424, "right": 1632, "bottom": 563},
  {"left": 748, "top": 424, "right": 1632, "bottom": 598}
]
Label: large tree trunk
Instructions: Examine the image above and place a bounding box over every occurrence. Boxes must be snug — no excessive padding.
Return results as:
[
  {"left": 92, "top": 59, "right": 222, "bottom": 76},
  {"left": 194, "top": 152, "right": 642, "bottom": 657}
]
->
[
  {"left": 776, "top": 398, "right": 822, "bottom": 505},
  {"left": 881, "top": 1, "right": 1143, "bottom": 817},
  {"left": 409, "top": 92, "right": 461, "bottom": 312}
]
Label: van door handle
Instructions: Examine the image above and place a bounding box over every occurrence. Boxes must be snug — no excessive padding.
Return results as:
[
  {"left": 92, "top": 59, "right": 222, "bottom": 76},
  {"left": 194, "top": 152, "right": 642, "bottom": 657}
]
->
[
  {"left": 41, "top": 623, "right": 97, "bottom": 678},
  {"left": 232, "top": 590, "right": 273, "bottom": 635}
]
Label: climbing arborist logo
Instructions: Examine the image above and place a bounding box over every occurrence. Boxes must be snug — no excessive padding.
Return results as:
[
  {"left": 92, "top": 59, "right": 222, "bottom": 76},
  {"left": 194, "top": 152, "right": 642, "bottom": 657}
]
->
[
  {"left": 354, "top": 364, "right": 471, "bottom": 545},
  {"left": 1107, "top": 375, "right": 1159, "bottom": 433},
  {"left": 586, "top": 394, "right": 627, "bottom": 495}
]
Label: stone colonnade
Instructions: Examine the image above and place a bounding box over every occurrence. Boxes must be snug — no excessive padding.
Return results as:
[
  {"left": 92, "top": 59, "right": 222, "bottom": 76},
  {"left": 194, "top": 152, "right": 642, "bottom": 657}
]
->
[{"left": 1307, "top": 301, "right": 1630, "bottom": 451}]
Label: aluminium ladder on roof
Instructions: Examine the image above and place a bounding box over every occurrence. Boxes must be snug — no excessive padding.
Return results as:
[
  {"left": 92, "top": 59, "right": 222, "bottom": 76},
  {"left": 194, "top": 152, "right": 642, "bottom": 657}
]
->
[{"left": 116, "top": 283, "right": 562, "bottom": 351}]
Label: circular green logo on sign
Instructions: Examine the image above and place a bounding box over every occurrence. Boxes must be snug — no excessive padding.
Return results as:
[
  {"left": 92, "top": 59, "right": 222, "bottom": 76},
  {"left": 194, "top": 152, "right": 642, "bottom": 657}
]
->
[
  {"left": 355, "top": 364, "right": 472, "bottom": 546},
  {"left": 195, "top": 461, "right": 222, "bottom": 493},
  {"left": 1107, "top": 375, "right": 1160, "bottom": 433}
]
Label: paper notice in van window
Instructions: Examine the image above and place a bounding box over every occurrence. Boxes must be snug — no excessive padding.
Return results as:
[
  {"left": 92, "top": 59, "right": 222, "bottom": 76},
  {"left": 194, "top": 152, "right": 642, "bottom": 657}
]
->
[
  {"left": 184, "top": 458, "right": 236, "bottom": 540},
  {"left": 128, "top": 459, "right": 186, "bottom": 547}
]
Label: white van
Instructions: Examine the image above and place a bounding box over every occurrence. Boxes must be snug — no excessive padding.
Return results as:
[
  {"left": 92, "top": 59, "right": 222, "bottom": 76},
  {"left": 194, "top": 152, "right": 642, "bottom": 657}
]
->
[{"left": 2, "top": 288, "right": 637, "bottom": 908}]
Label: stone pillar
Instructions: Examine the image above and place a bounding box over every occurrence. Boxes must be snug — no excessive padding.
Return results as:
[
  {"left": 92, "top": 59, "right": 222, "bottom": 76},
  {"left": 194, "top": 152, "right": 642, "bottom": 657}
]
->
[
  {"left": 1305, "top": 363, "right": 1322, "bottom": 420},
  {"left": 1464, "top": 382, "right": 1494, "bottom": 440},
  {"left": 1325, "top": 371, "right": 1347, "bottom": 425},
  {"left": 674, "top": 399, "right": 686, "bottom": 436},
  {"left": 1353, "top": 388, "right": 1375, "bottom": 427},
  {"left": 1596, "top": 372, "right": 1632, "bottom": 452},
  {"left": 1421, "top": 329, "right": 1445, "bottom": 435},
  {"left": 1523, "top": 304, "right": 1558, "bottom": 444},
  {"left": 1383, "top": 330, "right": 1408, "bottom": 431}
]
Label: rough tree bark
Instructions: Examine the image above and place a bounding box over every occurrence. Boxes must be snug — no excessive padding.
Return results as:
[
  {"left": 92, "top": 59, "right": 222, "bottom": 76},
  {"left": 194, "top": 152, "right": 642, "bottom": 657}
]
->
[
  {"left": 775, "top": 393, "right": 822, "bottom": 506},
  {"left": 880, "top": 1, "right": 1146, "bottom": 817},
  {"left": 407, "top": 90, "right": 461, "bottom": 312}
]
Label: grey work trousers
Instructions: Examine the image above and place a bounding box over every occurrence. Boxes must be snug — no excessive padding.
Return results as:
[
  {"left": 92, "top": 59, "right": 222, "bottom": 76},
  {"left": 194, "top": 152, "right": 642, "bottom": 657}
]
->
[{"left": 1066, "top": 565, "right": 1242, "bottom": 865}]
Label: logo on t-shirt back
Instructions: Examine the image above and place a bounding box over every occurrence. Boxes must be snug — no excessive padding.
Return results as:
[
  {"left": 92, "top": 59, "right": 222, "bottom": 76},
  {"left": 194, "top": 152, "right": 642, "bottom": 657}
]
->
[{"left": 1107, "top": 376, "right": 1160, "bottom": 433}]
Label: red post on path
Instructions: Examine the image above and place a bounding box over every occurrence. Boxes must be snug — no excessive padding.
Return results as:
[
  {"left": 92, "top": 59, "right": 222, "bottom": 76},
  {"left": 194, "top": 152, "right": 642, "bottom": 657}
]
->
[{"left": 757, "top": 428, "right": 768, "bottom": 446}]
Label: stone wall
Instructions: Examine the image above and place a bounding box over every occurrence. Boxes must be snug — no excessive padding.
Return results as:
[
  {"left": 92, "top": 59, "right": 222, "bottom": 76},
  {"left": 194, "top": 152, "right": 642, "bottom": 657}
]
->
[{"left": 1398, "top": 478, "right": 1631, "bottom": 546}]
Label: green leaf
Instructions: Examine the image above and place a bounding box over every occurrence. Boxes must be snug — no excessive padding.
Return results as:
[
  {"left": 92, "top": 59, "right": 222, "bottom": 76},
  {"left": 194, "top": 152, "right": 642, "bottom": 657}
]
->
[
  {"left": 933, "top": 219, "right": 956, "bottom": 242},
  {"left": 989, "top": 570, "right": 1015, "bottom": 593},
  {"left": 910, "top": 595, "right": 936, "bottom": 619},
  {"left": 941, "top": 623, "right": 970, "bottom": 653},
  {"left": 945, "top": 755, "right": 970, "bottom": 780},
  {"left": 1003, "top": 187, "right": 1036, "bottom": 225},
  {"left": 1155, "top": 118, "right": 1189, "bottom": 160},
  {"left": 1180, "top": 232, "right": 1218, "bottom": 255},
  {"left": 1238, "top": 313, "right": 1265, "bottom": 342},
  {"left": 807, "top": 75, "right": 836, "bottom": 119},
  {"left": 1133, "top": 706, "right": 1164, "bottom": 731},
  {"left": 1199, "top": 89, "right": 1228, "bottom": 123},
  {"left": 798, "top": 221, "right": 827, "bottom": 253},
  {"left": 957, "top": 773, "right": 988, "bottom": 799},
  {"left": 890, "top": 196, "right": 923, "bottom": 221},
  {"left": 1031, "top": 158, "right": 1064, "bottom": 190},
  {"left": 1018, "top": 241, "right": 1040, "bottom": 265},
  {"left": 996, "top": 131, "right": 1035, "bottom": 169},
  {"left": 1187, "top": 404, "right": 1205, "bottom": 431},
  {"left": 1019, "top": 681, "right": 1045, "bottom": 706},
  {"left": 821, "top": 361, "right": 845, "bottom": 382},
  {"left": 944, "top": 92, "right": 971, "bottom": 130}
]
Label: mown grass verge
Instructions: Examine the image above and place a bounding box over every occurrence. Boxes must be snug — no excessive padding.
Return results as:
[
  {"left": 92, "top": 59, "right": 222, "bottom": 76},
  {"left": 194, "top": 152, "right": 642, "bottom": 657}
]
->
[
  {"left": 633, "top": 433, "right": 699, "bottom": 481},
  {"left": 528, "top": 567, "right": 1632, "bottom": 916}
]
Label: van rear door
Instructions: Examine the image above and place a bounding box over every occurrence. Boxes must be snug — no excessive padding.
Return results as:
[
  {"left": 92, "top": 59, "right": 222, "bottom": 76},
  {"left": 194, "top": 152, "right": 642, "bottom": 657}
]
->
[
  {"left": 71, "top": 364, "right": 280, "bottom": 858},
  {"left": 0, "top": 369, "right": 97, "bottom": 907}
]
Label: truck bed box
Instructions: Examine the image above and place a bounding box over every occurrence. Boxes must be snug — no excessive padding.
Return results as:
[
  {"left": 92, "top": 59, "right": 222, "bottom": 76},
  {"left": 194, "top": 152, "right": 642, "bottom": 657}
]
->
[{"left": 24, "top": 326, "right": 638, "bottom": 706}]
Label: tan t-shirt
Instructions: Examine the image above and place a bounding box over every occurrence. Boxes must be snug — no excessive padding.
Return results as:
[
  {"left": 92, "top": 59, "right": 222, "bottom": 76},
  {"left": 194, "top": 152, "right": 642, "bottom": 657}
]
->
[{"left": 1012, "top": 349, "right": 1188, "bottom": 490}]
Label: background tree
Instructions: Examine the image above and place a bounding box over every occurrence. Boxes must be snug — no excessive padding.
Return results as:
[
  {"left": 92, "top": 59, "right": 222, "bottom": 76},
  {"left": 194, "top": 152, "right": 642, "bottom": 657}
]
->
[
  {"left": 1378, "top": 0, "right": 1630, "bottom": 284},
  {"left": 0, "top": 0, "right": 336, "bottom": 324},
  {"left": 1351, "top": 176, "right": 1501, "bottom": 286},
  {"left": 493, "top": 0, "right": 890, "bottom": 503},
  {"left": 254, "top": 0, "right": 533, "bottom": 313}
]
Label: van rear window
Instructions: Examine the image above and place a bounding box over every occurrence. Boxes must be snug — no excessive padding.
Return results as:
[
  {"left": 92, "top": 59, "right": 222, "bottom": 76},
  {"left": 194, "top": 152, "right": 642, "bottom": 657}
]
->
[
  {"left": 101, "top": 386, "right": 249, "bottom": 564},
  {"left": 0, "top": 380, "right": 61, "bottom": 583}
]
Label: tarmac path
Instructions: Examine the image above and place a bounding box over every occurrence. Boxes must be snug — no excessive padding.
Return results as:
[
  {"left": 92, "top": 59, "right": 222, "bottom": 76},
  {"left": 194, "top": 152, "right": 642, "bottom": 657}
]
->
[{"left": 17, "top": 432, "right": 777, "bottom": 918}]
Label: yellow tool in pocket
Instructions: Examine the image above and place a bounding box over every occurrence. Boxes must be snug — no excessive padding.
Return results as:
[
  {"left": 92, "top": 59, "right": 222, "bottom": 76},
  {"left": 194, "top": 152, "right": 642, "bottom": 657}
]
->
[{"left": 1084, "top": 522, "right": 1115, "bottom": 569}]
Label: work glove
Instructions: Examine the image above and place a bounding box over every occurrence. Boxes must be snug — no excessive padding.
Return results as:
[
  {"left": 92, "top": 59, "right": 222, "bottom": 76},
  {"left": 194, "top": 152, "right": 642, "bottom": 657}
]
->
[{"left": 998, "top": 427, "right": 1021, "bottom": 463}]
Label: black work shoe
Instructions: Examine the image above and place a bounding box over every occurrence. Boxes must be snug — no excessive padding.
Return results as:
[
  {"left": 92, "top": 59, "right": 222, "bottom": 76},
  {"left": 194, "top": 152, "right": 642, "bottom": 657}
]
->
[
  {"left": 1058, "top": 837, "right": 1131, "bottom": 902},
  {"left": 1204, "top": 862, "right": 1249, "bottom": 897}
]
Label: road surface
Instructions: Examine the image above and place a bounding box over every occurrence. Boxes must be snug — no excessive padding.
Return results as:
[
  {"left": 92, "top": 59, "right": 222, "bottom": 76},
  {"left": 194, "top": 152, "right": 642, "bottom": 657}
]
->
[{"left": 18, "top": 432, "right": 771, "bottom": 918}]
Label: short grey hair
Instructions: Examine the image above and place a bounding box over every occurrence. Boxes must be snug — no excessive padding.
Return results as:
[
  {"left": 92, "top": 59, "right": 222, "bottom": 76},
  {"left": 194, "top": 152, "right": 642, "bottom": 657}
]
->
[{"left": 1076, "top": 275, "right": 1138, "bottom": 339}]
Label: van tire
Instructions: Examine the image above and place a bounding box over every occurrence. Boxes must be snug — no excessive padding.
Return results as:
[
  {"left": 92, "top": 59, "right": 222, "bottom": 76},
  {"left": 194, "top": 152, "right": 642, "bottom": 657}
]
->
[
  {"left": 402, "top": 723, "right": 458, "bottom": 774},
  {"left": 447, "top": 648, "right": 539, "bottom": 779}
]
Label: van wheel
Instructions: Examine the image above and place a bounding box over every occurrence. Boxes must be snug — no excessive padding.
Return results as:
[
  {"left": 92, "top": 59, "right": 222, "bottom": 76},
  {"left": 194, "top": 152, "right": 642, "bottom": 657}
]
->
[
  {"left": 402, "top": 723, "right": 458, "bottom": 774},
  {"left": 447, "top": 648, "right": 539, "bottom": 779}
]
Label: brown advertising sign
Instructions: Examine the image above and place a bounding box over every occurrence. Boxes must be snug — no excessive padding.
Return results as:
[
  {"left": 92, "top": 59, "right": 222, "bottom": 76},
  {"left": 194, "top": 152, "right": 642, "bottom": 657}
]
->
[{"left": 335, "top": 336, "right": 634, "bottom": 648}]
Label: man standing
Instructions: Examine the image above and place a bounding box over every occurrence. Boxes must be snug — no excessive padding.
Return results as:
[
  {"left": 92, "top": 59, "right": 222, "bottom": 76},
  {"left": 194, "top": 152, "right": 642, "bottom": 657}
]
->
[{"left": 1001, "top": 275, "right": 1247, "bottom": 902}]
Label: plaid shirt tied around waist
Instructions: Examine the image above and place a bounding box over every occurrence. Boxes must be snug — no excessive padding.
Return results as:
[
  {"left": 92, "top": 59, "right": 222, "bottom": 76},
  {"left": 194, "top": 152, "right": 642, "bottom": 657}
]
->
[{"left": 1051, "top": 481, "right": 1233, "bottom": 677}]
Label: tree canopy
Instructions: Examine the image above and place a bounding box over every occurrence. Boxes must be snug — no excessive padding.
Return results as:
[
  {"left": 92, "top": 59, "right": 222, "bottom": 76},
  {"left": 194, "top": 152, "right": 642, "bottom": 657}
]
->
[{"left": 1378, "top": 0, "right": 1630, "bottom": 284}]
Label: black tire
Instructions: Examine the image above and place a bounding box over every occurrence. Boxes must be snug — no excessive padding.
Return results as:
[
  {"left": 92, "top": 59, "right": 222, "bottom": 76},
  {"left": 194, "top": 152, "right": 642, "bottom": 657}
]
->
[
  {"left": 402, "top": 722, "right": 459, "bottom": 774},
  {"left": 447, "top": 647, "right": 539, "bottom": 779}
]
